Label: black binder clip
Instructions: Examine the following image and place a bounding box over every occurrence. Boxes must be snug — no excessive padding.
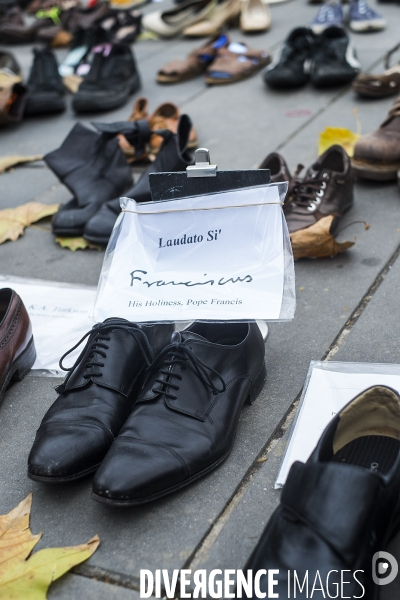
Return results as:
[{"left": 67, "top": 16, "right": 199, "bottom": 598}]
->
[{"left": 149, "top": 148, "right": 271, "bottom": 202}]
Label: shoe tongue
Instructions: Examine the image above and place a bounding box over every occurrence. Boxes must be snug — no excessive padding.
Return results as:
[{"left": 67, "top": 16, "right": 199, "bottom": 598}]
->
[{"left": 172, "top": 330, "right": 208, "bottom": 344}]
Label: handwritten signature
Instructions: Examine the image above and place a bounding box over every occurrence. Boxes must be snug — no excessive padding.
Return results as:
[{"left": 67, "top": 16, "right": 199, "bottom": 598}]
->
[{"left": 129, "top": 270, "right": 253, "bottom": 288}]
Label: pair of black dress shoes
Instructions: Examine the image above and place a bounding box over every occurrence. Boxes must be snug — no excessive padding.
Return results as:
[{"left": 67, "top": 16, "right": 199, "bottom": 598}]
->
[
  {"left": 243, "top": 384, "right": 400, "bottom": 599},
  {"left": 28, "top": 319, "right": 266, "bottom": 506}
]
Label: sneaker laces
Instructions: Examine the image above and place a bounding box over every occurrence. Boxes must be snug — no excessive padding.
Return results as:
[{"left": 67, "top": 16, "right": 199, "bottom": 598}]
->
[
  {"left": 56, "top": 320, "right": 155, "bottom": 393},
  {"left": 291, "top": 168, "right": 329, "bottom": 212},
  {"left": 352, "top": 0, "right": 380, "bottom": 18},
  {"left": 149, "top": 340, "right": 226, "bottom": 401}
]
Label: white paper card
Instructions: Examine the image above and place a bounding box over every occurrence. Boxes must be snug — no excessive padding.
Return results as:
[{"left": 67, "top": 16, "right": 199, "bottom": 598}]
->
[
  {"left": 94, "top": 185, "right": 290, "bottom": 322},
  {"left": 276, "top": 361, "right": 400, "bottom": 488},
  {"left": 0, "top": 276, "right": 96, "bottom": 372}
]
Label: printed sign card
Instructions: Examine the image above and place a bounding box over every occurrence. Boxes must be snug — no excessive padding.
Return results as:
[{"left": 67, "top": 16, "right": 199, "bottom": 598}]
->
[
  {"left": 94, "top": 184, "right": 294, "bottom": 322},
  {"left": 276, "top": 361, "right": 400, "bottom": 488}
]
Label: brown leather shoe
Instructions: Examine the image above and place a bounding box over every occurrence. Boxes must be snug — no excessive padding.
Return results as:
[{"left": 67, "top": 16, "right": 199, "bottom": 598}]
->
[
  {"left": 285, "top": 145, "right": 353, "bottom": 234},
  {"left": 352, "top": 96, "right": 400, "bottom": 181},
  {"left": 0, "top": 289, "right": 36, "bottom": 403}
]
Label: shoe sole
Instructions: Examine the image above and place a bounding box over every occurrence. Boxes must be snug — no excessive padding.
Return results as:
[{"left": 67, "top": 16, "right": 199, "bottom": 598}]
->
[
  {"left": 349, "top": 19, "right": 386, "bottom": 32},
  {"left": 83, "top": 233, "right": 110, "bottom": 246},
  {"left": 52, "top": 226, "right": 86, "bottom": 237},
  {"left": 28, "top": 463, "right": 101, "bottom": 483},
  {"left": 24, "top": 98, "right": 66, "bottom": 116},
  {"left": 351, "top": 158, "right": 400, "bottom": 181},
  {"left": 0, "top": 337, "right": 36, "bottom": 404},
  {"left": 91, "top": 363, "right": 267, "bottom": 507},
  {"left": 73, "top": 74, "right": 141, "bottom": 113}
]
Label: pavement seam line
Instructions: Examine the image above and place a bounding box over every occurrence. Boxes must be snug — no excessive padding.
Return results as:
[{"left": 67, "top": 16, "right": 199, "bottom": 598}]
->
[{"left": 72, "top": 564, "right": 141, "bottom": 592}]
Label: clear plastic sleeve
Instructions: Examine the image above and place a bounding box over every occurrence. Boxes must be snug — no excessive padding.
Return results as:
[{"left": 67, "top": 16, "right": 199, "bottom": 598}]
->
[{"left": 94, "top": 182, "right": 296, "bottom": 324}]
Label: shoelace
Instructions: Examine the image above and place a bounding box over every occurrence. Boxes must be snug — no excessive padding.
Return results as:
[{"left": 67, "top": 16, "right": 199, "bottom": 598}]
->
[
  {"left": 291, "top": 169, "right": 329, "bottom": 213},
  {"left": 149, "top": 341, "right": 226, "bottom": 401},
  {"left": 384, "top": 42, "right": 400, "bottom": 70},
  {"left": 353, "top": 0, "right": 378, "bottom": 18},
  {"left": 56, "top": 320, "right": 155, "bottom": 393}
]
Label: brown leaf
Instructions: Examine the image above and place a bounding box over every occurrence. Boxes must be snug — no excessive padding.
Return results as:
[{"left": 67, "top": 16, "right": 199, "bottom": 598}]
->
[
  {"left": 55, "top": 237, "right": 103, "bottom": 251},
  {"left": 0, "top": 155, "right": 43, "bottom": 174},
  {"left": 0, "top": 202, "right": 59, "bottom": 245},
  {"left": 290, "top": 216, "right": 354, "bottom": 260}
]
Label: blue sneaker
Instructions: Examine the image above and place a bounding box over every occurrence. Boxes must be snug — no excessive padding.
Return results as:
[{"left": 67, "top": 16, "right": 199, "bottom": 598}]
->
[
  {"left": 310, "top": 0, "right": 344, "bottom": 35},
  {"left": 349, "top": 0, "right": 386, "bottom": 32}
]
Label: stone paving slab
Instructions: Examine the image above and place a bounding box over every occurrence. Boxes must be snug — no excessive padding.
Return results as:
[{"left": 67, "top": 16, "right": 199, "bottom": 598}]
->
[
  {"left": 1, "top": 1, "right": 400, "bottom": 597},
  {"left": 48, "top": 574, "right": 141, "bottom": 600}
]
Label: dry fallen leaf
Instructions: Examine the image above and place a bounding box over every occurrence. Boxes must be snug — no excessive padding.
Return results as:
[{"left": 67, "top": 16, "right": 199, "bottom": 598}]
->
[
  {"left": 0, "top": 202, "right": 59, "bottom": 245},
  {"left": 0, "top": 155, "right": 43, "bottom": 174},
  {"left": 290, "top": 216, "right": 354, "bottom": 260},
  {"left": 55, "top": 237, "right": 103, "bottom": 251},
  {"left": 0, "top": 493, "right": 99, "bottom": 600}
]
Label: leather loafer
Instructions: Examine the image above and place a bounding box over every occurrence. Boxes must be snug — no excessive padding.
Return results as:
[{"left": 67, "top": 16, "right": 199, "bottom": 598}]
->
[
  {"left": 92, "top": 321, "right": 266, "bottom": 506},
  {"left": 0, "top": 288, "right": 36, "bottom": 403},
  {"left": 27, "top": 318, "right": 174, "bottom": 483},
  {"left": 242, "top": 385, "right": 400, "bottom": 599}
]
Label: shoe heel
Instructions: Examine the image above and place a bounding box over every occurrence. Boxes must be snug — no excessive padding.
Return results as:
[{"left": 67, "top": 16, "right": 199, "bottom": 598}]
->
[
  {"left": 245, "top": 363, "right": 267, "bottom": 405},
  {"left": 11, "top": 337, "right": 36, "bottom": 382}
]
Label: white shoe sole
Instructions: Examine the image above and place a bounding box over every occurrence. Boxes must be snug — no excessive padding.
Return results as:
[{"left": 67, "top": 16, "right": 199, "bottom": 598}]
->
[{"left": 349, "top": 18, "right": 386, "bottom": 32}]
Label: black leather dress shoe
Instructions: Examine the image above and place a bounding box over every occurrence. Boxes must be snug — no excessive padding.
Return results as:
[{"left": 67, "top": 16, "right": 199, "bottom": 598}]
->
[
  {"left": 92, "top": 322, "right": 266, "bottom": 506},
  {"left": 241, "top": 385, "right": 400, "bottom": 600},
  {"left": 83, "top": 114, "right": 194, "bottom": 246},
  {"left": 27, "top": 319, "right": 174, "bottom": 483}
]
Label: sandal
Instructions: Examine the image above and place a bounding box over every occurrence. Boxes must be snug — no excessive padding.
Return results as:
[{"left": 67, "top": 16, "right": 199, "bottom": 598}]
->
[
  {"left": 157, "top": 33, "right": 229, "bottom": 83},
  {"left": 205, "top": 41, "right": 271, "bottom": 85},
  {"left": 353, "top": 43, "right": 400, "bottom": 99}
]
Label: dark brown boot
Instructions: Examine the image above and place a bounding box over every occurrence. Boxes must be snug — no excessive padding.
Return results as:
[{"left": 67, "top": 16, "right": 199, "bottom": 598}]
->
[
  {"left": 352, "top": 96, "right": 400, "bottom": 181},
  {"left": 285, "top": 145, "right": 353, "bottom": 234}
]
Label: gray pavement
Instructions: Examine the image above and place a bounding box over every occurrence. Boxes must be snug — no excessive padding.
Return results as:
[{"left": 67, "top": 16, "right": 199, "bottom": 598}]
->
[{"left": 1, "top": 0, "right": 400, "bottom": 598}]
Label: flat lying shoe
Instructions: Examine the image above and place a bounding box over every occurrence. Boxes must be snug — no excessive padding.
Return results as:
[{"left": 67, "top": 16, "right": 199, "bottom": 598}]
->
[
  {"left": 242, "top": 385, "right": 400, "bottom": 599},
  {"left": 205, "top": 42, "right": 271, "bottom": 85},
  {"left": 285, "top": 144, "right": 353, "bottom": 234},
  {"left": 353, "top": 43, "right": 400, "bottom": 98},
  {"left": 352, "top": 96, "right": 400, "bottom": 181},
  {"left": 183, "top": 0, "right": 240, "bottom": 37},
  {"left": 0, "top": 288, "right": 36, "bottom": 404},
  {"left": 157, "top": 33, "right": 229, "bottom": 82},
  {"left": 83, "top": 114, "right": 194, "bottom": 245},
  {"left": 240, "top": 0, "right": 271, "bottom": 33},
  {"left": 142, "top": 0, "right": 217, "bottom": 38},
  {"left": 28, "top": 319, "right": 174, "bottom": 483},
  {"left": 92, "top": 322, "right": 266, "bottom": 506}
]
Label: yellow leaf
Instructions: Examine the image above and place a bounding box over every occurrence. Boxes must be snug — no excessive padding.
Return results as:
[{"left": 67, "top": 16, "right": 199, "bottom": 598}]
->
[
  {"left": 0, "top": 156, "right": 43, "bottom": 175},
  {"left": 55, "top": 237, "right": 103, "bottom": 251},
  {"left": 0, "top": 494, "right": 99, "bottom": 600},
  {"left": 290, "top": 216, "right": 354, "bottom": 260},
  {"left": 318, "top": 127, "right": 360, "bottom": 157},
  {"left": 0, "top": 203, "right": 59, "bottom": 245}
]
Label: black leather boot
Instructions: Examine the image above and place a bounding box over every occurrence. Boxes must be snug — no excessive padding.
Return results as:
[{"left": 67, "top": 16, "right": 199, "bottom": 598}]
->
[
  {"left": 45, "top": 123, "right": 133, "bottom": 237},
  {"left": 83, "top": 114, "right": 194, "bottom": 246}
]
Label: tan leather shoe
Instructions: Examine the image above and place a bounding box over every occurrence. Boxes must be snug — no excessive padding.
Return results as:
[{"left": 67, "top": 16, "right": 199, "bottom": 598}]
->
[
  {"left": 352, "top": 96, "right": 400, "bottom": 181},
  {"left": 0, "top": 288, "right": 36, "bottom": 403},
  {"left": 240, "top": 0, "right": 271, "bottom": 33},
  {"left": 183, "top": 0, "right": 240, "bottom": 37},
  {"left": 118, "top": 99, "right": 198, "bottom": 160}
]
